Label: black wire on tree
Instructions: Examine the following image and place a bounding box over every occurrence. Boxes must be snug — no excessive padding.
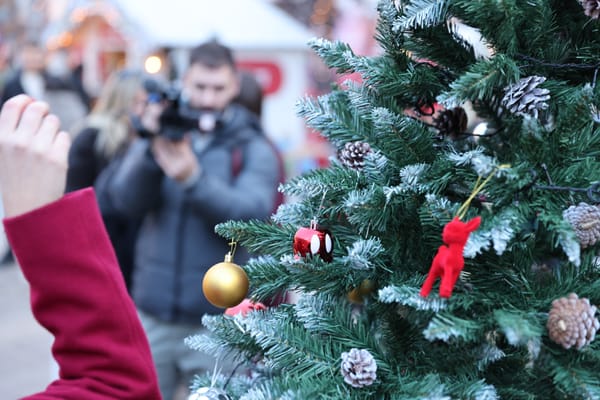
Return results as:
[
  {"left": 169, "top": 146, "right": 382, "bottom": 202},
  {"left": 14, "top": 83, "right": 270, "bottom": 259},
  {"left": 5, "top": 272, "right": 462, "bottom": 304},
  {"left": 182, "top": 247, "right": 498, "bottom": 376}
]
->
[
  {"left": 515, "top": 54, "right": 600, "bottom": 71},
  {"left": 519, "top": 168, "right": 600, "bottom": 202}
]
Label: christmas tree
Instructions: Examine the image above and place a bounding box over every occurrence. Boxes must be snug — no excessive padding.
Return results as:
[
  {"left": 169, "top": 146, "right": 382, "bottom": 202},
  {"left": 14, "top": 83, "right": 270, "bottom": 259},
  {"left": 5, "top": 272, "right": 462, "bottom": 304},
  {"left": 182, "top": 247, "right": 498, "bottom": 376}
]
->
[{"left": 187, "top": 1, "right": 600, "bottom": 398}]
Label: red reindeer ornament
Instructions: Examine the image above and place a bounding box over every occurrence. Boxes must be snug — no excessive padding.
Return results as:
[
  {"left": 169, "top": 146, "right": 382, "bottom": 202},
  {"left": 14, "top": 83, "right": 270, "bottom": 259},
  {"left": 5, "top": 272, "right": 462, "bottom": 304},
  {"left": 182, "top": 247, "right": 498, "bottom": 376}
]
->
[{"left": 420, "top": 216, "right": 481, "bottom": 298}]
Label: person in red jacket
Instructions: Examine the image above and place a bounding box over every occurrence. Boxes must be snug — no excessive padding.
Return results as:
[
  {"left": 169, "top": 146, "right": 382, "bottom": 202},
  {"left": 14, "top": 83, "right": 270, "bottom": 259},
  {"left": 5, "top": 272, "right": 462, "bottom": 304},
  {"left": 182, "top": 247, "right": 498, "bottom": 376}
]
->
[{"left": 0, "top": 94, "right": 162, "bottom": 400}]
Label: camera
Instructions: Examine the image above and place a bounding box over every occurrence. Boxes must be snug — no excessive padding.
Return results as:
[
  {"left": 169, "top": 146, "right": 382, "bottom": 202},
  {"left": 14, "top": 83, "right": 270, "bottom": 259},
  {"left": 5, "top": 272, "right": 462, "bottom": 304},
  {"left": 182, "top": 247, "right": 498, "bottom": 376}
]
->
[
  {"left": 134, "top": 79, "right": 221, "bottom": 141},
  {"left": 157, "top": 94, "right": 200, "bottom": 141}
]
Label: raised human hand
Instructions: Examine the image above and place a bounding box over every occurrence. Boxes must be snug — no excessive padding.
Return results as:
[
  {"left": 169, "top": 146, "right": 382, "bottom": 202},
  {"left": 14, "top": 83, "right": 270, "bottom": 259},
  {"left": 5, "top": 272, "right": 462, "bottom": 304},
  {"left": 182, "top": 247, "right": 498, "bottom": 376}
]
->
[
  {"left": 151, "top": 135, "right": 200, "bottom": 183},
  {"left": 0, "top": 95, "right": 71, "bottom": 218}
]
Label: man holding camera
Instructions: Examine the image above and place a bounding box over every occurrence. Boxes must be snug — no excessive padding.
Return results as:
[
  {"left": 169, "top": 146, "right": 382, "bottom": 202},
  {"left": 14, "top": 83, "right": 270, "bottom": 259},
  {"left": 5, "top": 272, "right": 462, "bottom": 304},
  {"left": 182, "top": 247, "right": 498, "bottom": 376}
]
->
[{"left": 97, "top": 41, "right": 280, "bottom": 400}]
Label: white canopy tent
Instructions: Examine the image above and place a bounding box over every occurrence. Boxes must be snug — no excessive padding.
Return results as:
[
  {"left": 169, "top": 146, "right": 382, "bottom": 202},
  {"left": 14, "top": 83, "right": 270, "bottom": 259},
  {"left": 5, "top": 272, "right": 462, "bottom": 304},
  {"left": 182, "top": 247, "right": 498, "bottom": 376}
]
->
[{"left": 115, "top": 0, "right": 314, "bottom": 51}]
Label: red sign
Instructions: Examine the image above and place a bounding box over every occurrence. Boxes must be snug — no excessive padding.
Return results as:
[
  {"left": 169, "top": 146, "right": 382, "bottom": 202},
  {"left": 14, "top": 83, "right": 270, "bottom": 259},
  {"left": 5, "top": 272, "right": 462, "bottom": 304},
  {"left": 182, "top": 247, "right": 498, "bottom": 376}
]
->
[{"left": 237, "top": 61, "right": 282, "bottom": 95}]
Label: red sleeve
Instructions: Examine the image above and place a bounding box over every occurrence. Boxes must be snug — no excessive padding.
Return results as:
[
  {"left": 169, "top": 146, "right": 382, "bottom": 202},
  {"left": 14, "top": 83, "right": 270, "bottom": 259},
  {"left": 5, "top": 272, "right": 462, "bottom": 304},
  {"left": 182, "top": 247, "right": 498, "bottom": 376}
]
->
[{"left": 3, "top": 188, "right": 161, "bottom": 400}]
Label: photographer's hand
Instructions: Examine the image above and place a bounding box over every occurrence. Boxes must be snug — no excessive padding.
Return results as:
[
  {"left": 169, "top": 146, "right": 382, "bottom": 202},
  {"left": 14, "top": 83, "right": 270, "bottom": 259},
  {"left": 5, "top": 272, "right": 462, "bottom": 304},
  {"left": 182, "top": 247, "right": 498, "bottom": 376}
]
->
[
  {"left": 151, "top": 135, "right": 200, "bottom": 184},
  {"left": 0, "top": 95, "right": 71, "bottom": 218}
]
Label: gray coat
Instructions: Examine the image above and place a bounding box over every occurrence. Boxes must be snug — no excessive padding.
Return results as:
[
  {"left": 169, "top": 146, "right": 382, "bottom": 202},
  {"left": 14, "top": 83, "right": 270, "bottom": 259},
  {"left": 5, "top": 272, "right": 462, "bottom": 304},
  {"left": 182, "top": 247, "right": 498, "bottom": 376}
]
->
[{"left": 100, "top": 104, "right": 280, "bottom": 323}]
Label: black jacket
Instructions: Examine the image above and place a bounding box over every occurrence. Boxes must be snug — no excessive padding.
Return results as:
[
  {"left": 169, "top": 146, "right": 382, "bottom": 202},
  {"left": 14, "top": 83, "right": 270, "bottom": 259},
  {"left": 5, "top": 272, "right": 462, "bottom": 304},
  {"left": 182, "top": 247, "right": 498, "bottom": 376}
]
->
[{"left": 66, "top": 127, "right": 140, "bottom": 291}]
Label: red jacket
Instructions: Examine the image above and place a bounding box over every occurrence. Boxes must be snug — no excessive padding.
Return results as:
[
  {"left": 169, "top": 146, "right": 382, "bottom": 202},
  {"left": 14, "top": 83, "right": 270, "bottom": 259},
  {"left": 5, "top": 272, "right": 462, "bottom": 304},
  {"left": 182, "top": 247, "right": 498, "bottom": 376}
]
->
[{"left": 3, "top": 188, "right": 161, "bottom": 400}]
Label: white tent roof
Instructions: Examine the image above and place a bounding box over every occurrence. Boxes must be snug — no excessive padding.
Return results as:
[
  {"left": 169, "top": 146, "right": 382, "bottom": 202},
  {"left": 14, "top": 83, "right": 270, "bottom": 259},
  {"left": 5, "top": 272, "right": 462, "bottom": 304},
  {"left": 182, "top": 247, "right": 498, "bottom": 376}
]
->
[{"left": 114, "top": 0, "right": 315, "bottom": 50}]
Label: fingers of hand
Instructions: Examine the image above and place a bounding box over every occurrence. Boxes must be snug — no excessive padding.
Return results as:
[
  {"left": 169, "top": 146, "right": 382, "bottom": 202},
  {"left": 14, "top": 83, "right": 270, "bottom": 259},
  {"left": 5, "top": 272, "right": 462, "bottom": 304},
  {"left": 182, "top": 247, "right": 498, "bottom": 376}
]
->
[
  {"left": 152, "top": 138, "right": 180, "bottom": 160},
  {"left": 0, "top": 95, "right": 34, "bottom": 138},
  {"left": 14, "top": 100, "right": 50, "bottom": 142},
  {"left": 0, "top": 97, "right": 70, "bottom": 168},
  {"left": 26, "top": 106, "right": 71, "bottom": 163},
  {"left": 0, "top": 98, "right": 71, "bottom": 217},
  {"left": 151, "top": 139, "right": 195, "bottom": 179},
  {"left": 39, "top": 128, "right": 71, "bottom": 172},
  {"left": 52, "top": 131, "right": 71, "bottom": 166},
  {"left": 31, "top": 113, "right": 61, "bottom": 153},
  {"left": 151, "top": 138, "right": 167, "bottom": 163}
]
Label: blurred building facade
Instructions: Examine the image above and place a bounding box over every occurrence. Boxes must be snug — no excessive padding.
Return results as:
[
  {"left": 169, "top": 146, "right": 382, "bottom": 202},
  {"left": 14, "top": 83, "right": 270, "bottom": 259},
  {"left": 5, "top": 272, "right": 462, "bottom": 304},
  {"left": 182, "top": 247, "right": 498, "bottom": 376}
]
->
[{"left": 1, "top": 0, "right": 379, "bottom": 177}]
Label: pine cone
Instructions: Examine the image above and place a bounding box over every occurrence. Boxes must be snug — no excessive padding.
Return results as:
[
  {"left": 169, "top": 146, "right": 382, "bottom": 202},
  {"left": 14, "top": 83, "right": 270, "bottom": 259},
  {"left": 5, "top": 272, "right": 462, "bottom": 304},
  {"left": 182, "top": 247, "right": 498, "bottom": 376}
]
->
[
  {"left": 340, "top": 348, "right": 377, "bottom": 388},
  {"left": 501, "top": 76, "right": 550, "bottom": 119},
  {"left": 563, "top": 202, "right": 600, "bottom": 248},
  {"left": 547, "top": 293, "right": 599, "bottom": 350},
  {"left": 338, "top": 141, "right": 372, "bottom": 170},
  {"left": 580, "top": 0, "right": 600, "bottom": 19},
  {"left": 188, "top": 387, "right": 231, "bottom": 400},
  {"left": 432, "top": 107, "right": 468, "bottom": 140}
]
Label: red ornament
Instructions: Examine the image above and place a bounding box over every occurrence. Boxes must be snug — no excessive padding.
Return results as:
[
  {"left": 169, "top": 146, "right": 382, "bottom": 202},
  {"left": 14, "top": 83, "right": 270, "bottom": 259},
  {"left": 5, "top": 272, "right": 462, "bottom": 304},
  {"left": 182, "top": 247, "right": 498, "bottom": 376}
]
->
[
  {"left": 293, "top": 222, "right": 333, "bottom": 262},
  {"left": 225, "top": 299, "right": 266, "bottom": 317},
  {"left": 420, "top": 216, "right": 481, "bottom": 298}
]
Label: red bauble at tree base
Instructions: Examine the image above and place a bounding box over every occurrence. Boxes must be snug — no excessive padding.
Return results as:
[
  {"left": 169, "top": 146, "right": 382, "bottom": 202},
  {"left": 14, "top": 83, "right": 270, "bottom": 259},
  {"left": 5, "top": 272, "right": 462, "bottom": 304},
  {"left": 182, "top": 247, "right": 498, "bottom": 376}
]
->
[
  {"left": 293, "top": 222, "right": 334, "bottom": 262},
  {"left": 225, "top": 299, "right": 266, "bottom": 317},
  {"left": 420, "top": 216, "right": 481, "bottom": 298}
]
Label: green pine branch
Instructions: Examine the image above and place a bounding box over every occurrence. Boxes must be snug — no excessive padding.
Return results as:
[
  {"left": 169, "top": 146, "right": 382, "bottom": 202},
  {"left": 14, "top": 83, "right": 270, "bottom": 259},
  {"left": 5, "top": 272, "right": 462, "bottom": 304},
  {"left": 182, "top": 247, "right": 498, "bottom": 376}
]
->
[{"left": 393, "top": 0, "right": 450, "bottom": 31}]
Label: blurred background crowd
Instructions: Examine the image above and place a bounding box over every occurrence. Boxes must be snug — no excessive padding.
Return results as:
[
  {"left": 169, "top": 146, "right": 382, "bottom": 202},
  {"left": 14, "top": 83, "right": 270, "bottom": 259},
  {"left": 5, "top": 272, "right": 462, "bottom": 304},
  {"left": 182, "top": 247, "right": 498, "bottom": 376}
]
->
[{"left": 0, "top": 0, "right": 381, "bottom": 177}]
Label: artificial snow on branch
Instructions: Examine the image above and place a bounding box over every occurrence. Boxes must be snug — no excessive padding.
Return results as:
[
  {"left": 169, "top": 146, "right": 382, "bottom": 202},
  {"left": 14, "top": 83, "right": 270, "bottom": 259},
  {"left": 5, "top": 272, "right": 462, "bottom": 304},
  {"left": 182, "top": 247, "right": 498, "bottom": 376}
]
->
[
  {"left": 340, "top": 238, "right": 385, "bottom": 271},
  {"left": 378, "top": 285, "right": 448, "bottom": 312},
  {"left": 423, "top": 312, "right": 480, "bottom": 342}
]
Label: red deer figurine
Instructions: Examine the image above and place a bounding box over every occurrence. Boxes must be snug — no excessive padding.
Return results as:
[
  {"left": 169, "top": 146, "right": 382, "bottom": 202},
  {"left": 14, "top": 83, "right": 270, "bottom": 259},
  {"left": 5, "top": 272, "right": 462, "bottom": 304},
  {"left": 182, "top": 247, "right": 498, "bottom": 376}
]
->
[{"left": 420, "top": 216, "right": 481, "bottom": 298}]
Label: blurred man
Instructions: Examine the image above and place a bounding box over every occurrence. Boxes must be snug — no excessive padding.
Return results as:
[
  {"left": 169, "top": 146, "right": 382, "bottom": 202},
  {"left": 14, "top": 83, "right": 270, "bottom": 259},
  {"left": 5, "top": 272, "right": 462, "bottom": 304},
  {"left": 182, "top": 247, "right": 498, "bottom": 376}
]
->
[
  {"left": 97, "top": 41, "right": 280, "bottom": 400},
  {"left": 1, "top": 41, "right": 47, "bottom": 103},
  {"left": 0, "top": 41, "right": 88, "bottom": 131}
]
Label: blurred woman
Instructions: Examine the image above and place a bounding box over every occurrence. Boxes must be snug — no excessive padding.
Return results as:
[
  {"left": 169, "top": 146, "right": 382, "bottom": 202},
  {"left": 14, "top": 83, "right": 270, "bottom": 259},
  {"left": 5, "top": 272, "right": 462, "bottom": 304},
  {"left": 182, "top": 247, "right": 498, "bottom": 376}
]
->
[{"left": 66, "top": 69, "right": 158, "bottom": 291}]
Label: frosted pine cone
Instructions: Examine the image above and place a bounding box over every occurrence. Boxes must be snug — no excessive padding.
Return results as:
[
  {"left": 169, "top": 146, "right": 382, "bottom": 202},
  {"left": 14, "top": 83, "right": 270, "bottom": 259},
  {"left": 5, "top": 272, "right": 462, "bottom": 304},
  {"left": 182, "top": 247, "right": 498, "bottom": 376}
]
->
[
  {"left": 340, "top": 348, "right": 377, "bottom": 388},
  {"left": 339, "top": 141, "right": 372, "bottom": 171},
  {"left": 580, "top": 0, "right": 600, "bottom": 19},
  {"left": 563, "top": 202, "right": 600, "bottom": 248},
  {"left": 547, "top": 293, "right": 599, "bottom": 350},
  {"left": 502, "top": 76, "right": 550, "bottom": 119},
  {"left": 433, "top": 107, "right": 468, "bottom": 140}
]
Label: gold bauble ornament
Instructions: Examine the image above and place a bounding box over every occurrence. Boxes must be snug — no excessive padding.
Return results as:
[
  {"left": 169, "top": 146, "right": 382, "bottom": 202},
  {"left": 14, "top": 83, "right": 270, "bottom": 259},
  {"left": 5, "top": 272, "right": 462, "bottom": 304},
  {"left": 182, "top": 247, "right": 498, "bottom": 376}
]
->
[
  {"left": 202, "top": 252, "right": 249, "bottom": 308},
  {"left": 347, "top": 279, "right": 376, "bottom": 304}
]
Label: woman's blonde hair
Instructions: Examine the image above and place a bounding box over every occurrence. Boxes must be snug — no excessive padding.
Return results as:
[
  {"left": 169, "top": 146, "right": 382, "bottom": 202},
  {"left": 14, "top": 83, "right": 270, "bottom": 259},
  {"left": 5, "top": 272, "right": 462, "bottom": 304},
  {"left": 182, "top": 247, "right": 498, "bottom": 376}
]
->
[{"left": 89, "top": 70, "right": 145, "bottom": 158}]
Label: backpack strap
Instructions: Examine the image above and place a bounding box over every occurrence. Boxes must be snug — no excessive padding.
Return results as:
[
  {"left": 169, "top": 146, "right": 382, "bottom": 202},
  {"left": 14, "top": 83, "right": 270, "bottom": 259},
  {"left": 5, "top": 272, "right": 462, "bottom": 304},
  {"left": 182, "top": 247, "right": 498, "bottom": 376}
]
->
[{"left": 231, "top": 145, "right": 244, "bottom": 178}]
